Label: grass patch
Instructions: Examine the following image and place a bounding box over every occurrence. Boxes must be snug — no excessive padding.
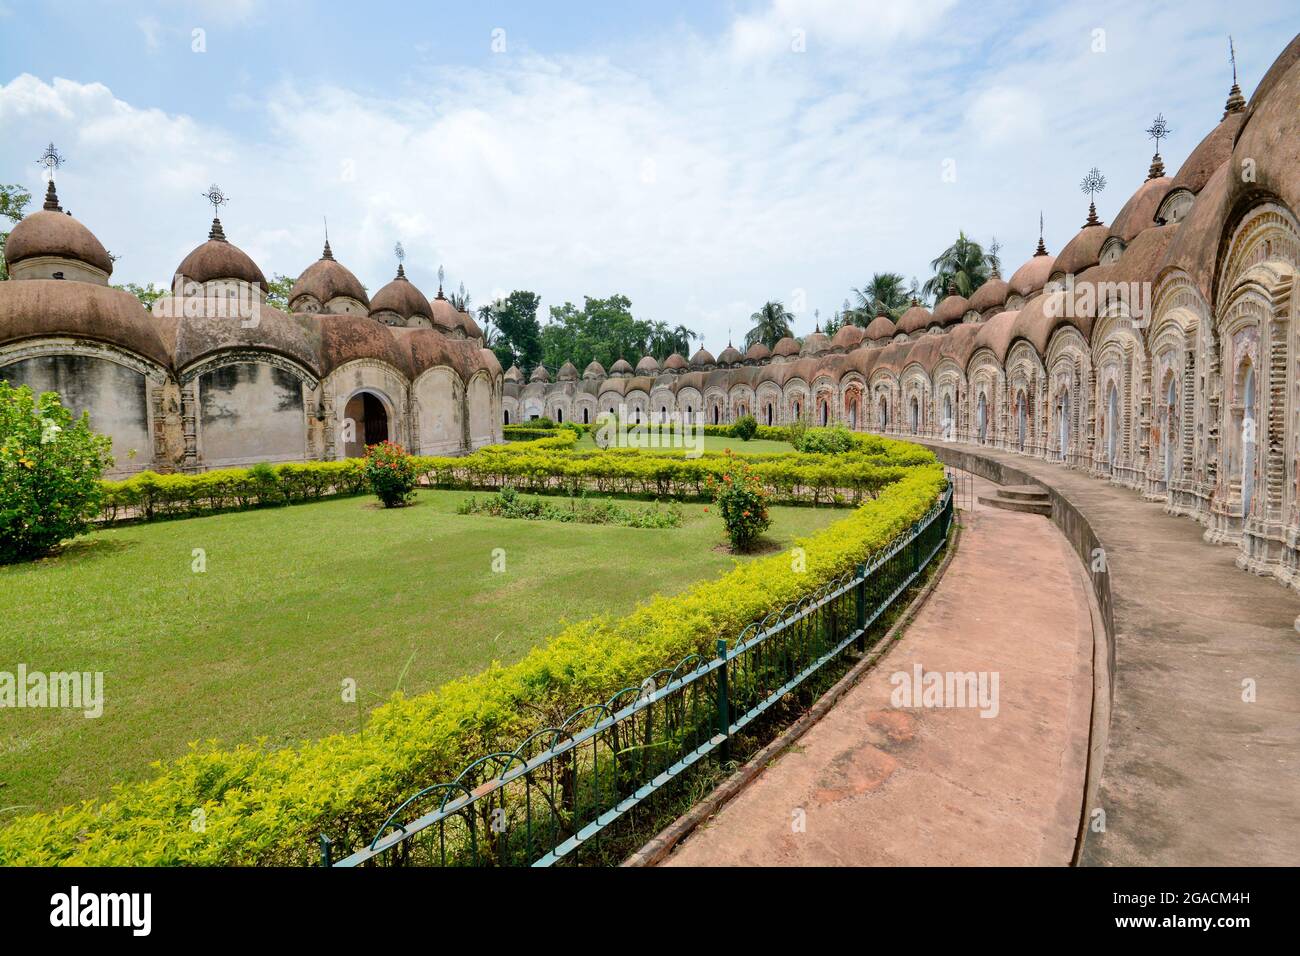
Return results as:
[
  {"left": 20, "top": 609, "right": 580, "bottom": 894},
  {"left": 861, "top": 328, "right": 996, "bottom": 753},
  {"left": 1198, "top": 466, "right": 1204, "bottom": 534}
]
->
[{"left": 0, "top": 488, "right": 842, "bottom": 814}]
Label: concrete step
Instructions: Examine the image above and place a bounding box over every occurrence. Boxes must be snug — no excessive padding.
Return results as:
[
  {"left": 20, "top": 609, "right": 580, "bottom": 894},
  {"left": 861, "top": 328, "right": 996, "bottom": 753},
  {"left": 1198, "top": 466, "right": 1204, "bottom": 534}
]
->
[
  {"left": 1000, "top": 484, "right": 1050, "bottom": 502},
  {"left": 977, "top": 492, "right": 1052, "bottom": 516}
]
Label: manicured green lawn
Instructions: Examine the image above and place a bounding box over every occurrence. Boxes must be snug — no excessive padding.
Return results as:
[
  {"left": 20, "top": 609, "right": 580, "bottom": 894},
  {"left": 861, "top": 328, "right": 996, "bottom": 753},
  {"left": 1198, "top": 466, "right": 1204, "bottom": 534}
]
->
[
  {"left": 570, "top": 432, "right": 795, "bottom": 455},
  {"left": 0, "top": 489, "right": 842, "bottom": 814}
]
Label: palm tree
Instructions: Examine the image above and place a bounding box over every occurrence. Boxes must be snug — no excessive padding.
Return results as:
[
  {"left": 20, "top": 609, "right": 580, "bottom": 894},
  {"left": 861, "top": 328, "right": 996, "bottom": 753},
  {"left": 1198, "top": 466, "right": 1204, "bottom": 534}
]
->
[
  {"left": 852, "top": 273, "right": 911, "bottom": 321},
  {"left": 922, "top": 232, "right": 996, "bottom": 304},
  {"left": 744, "top": 301, "right": 795, "bottom": 349}
]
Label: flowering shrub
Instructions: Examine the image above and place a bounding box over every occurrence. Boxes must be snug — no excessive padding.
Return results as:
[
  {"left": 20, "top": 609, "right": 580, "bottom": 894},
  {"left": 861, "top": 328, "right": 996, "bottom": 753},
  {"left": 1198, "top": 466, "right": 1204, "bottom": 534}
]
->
[
  {"left": 707, "top": 449, "right": 771, "bottom": 551},
  {"left": 363, "top": 440, "right": 417, "bottom": 508},
  {"left": 0, "top": 382, "right": 113, "bottom": 563}
]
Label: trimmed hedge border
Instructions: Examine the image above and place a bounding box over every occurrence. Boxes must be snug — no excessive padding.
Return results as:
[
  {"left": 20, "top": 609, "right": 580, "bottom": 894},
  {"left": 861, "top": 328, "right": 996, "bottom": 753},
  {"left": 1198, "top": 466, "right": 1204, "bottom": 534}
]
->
[{"left": 0, "top": 433, "right": 946, "bottom": 865}]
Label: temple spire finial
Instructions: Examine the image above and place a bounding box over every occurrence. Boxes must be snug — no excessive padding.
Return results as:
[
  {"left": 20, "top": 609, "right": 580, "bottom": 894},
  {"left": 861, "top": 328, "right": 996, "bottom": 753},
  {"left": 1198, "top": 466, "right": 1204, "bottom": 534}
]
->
[
  {"left": 36, "top": 142, "right": 65, "bottom": 211},
  {"left": 437, "top": 264, "right": 445, "bottom": 299},
  {"left": 1080, "top": 167, "right": 1106, "bottom": 228},
  {"left": 201, "top": 184, "right": 229, "bottom": 242},
  {"left": 394, "top": 241, "right": 406, "bottom": 278},
  {"left": 322, "top": 216, "right": 333, "bottom": 260},
  {"left": 1035, "top": 211, "right": 1048, "bottom": 256},
  {"left": 1146, "top": 114, "right": 1171, "bottom": 179},
  {"left": 1224, "top": 36, "right": 1246, "bottom": 117}
]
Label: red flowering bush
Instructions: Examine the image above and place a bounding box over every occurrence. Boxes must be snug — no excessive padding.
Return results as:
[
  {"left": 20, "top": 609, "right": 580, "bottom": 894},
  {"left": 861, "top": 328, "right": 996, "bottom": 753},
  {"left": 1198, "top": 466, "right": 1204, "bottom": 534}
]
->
[
  {"left": 363, "top": 440, "right": 417, "bottom": 508},
  {"left": 706, "top": 449, "right": 771, "bottom": 552}
]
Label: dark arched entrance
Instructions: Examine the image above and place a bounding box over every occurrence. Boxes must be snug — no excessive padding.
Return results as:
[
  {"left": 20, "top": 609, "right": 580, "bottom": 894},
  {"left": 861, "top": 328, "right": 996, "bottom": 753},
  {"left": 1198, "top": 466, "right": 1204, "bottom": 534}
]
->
[{"left": 343, "top": 390, "right": 390, "bottom": 458}]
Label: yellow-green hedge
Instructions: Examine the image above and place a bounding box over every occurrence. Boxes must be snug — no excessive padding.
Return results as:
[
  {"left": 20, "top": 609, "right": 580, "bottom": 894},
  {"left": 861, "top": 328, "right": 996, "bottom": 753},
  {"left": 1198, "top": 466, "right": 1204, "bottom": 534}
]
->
[{"left": 0, "top": 438, "right": 945, "bottom": 865}]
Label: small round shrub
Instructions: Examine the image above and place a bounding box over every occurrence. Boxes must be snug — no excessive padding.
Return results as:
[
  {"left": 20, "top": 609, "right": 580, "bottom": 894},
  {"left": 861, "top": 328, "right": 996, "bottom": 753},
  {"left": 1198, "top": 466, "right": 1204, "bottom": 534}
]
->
[
  {"left": 730, "top": 414, "right": 758, "bottom": 442},
  {"left": 707, "top": 450, "right": 771, "bottom": 552},
  {"left": 364, "top": 440, "right": 417, "bottom": 508},
  {"left": 0, "top": 382, "right": 114, "bottom": 562},
  {"left": 795, "top": 426, "right": 855, "bottom": 454}
]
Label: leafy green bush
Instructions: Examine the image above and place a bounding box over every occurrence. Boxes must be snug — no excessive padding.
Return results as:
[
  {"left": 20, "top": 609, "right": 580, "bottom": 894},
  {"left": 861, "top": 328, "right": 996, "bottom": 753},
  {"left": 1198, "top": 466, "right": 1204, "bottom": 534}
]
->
[
  {"left": 794, "top": 426, "right": 856, "bottom": 455},
  {"left": 707, "top": 450, "right": 771, "bottom": 550},
  {"left": 0, "top": 382, "right": 113, "bottom": 563},
  {"left": 730, "top": 414, "right": 758, "bottom": 441},
  {"left": 458, "top": 486, "right": 683, "bottom": 528},
  {"left": 0, "top": 455, "right": 944, "bottom": 866},
  {"left": 364, "top": 441, "right": 417, "bottom": 508}
]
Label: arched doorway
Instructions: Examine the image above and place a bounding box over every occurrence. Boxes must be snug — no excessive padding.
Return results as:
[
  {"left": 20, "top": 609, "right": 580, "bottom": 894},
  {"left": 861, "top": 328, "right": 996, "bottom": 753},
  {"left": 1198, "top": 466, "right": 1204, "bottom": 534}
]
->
[
  {"left": 1240, "top": 360, "right": 1256, "bottom": 515},
  {"left": 713, "top": 404, "right": 720, "bottom": 425},
  {"left": 1106, "top": 383, "right": 1120, "bottom": 467},
  {"left": 942, "top": 393, "right": 953, "bottom": 440},
  {"left": 976, "top": 392, "right": 987, "bottom": 443},
  {"left": 820, "top": 400, "right": 829, "bottom": 426},
  {"left": 879, "top": 396, "right": 889, "bottom": 431},
  {"left": 504, "top": 409, "right": 511, "bottom": 425},
  {"left": 582, "top": 407, "right": 590, "bottom": 424},
  {"left": 343, "top": 390, "right": 390, "bottom": 458},
  {"left": 556, "top": 407, "right": 564, "bottom": 423},
  {"left": 1016, "top": 391, "right": 1027, "bottom": 451},
  {"left": 1057, "top": 390, "right": 1070, "bottom": 462},
  {"left": 909, "top": 396, "right": 919, "bottom": 434},
  {"left": 1161, "top": 375, "right": 1176, "bottom": 486}
]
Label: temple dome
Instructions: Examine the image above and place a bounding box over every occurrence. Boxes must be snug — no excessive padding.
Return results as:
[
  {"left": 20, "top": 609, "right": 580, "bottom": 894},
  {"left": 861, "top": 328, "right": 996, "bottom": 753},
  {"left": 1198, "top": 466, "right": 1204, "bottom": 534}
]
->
[
  {"left": 288, "top": 240, "right": 368, "bottom": 311},
  {"left": 800, "top": 330, "right": 830, "bottom": 354},
  {"left": 504, "top": 364, "right": 523, "bottom": 383},
  {"left": 932, "top": 294, "right": 969, "bottom": 326},
  {"left": 831, "top": 324, "right": 864, "bottom": 349},
  {"left": 744, "top": 341, "right": 771, "bottom": 361},
  {"left": 558, "top": 360, "right": 579, "bottom": 381},
  {"left": 458, "top": 307, "right": 483, "bottom": 340},
  {"left": 865, "top": 315, "right": 896, "bottom": 341},
  {"left": 663, "top": 352, "right": 687, "bottom": 370},
  {"left": 635, "top": 354, "right": 659, "bottom": 373},
  {"left": 529, "top": 364, "right": 550, "bottom": 383},
  {"left": 429, "top": 293, "right": 461, "bottom": 333},
  {"left": 772, "top": 336, "right": 800, "bottom": 357},
  {"left": 1053, "top": 224, "right": 1108, "bottom": 277},
  {"left": 4, "top": 181, "right": 113, "bottom": 280},
  {"left": 689, "top": 347, "right": 716, "bottom": 366},
  {"left": 583, "top": 360, "right": 606, "bottom": 379},
  {"left": 968, "top": 278, "right": 1009, "bottom": 314},
  {"left": 610, "top": 357, "right": 633, "bottom": 375},
  {"left": 369, "top": 266, "right": 432, "bottom": 323},
  {"left": 175, "top": 217, "right": 267, "bottom": 290},
  {"left": 1007, "top": 254, "right": 1055, "bottom": 298},
  {"left": 897, "top": 304, "right": 933, "bottom": 335},
  {"left": 717, "top": 343, "right": 743, "bottom": 364}
]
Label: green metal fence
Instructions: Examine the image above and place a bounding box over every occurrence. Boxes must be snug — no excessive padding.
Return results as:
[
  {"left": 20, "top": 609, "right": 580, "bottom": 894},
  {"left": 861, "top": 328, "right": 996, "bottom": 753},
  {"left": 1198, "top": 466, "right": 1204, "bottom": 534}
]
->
[{"left": 325, "top": 482, "right": 954, "bottom": 867}]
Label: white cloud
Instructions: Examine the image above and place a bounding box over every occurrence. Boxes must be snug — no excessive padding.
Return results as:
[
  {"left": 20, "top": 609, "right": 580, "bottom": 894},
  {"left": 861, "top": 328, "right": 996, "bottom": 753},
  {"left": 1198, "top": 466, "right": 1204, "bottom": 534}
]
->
[{"left": 0, "top": 0, "right": 1293, "bottom": 350}]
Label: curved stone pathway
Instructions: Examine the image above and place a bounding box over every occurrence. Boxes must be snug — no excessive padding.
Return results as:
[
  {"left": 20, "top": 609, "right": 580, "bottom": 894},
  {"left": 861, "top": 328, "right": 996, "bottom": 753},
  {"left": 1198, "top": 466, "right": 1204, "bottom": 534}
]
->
[{"left": 663, "top": 477, "right": 1096, "bottom": 866}]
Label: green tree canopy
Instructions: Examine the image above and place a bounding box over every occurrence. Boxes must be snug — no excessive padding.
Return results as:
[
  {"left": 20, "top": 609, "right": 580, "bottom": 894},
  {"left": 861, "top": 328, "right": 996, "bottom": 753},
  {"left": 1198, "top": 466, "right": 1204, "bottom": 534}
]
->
[
  {"left": 539, "top": 295, "right": 696, "bottom": 372},
  {"left": 0, "top": 183, "right": 33, "bottom": 281},
  {"left": 744, "top": 301, "right": 794, "bottom": 349},
  {"left": 922, "top": 232, "right": 999, "bottom": 305},
  {"left": 852, "top": 272, "right": 914, "bottom": 322},
  {"left": 480, "top": 290, "right": 543, "bottom": 372}
]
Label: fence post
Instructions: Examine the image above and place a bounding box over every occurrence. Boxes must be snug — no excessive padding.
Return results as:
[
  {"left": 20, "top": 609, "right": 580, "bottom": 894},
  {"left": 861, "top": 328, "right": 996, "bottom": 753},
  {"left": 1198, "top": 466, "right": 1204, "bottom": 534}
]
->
[
  {"left": 715, "top": 638, "right": 730, "bottom": 763},
  {"left": 855, "top": 562, "right": 867, "bottom": 651},
  {"left": 319, "top": 833, "right": 333, "bottom": 867}
]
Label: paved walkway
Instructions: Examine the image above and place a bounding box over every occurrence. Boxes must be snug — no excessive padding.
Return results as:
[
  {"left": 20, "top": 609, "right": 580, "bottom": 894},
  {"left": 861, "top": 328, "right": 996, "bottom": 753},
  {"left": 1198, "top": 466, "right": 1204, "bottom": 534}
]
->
[
  {"left": 664, "top": 477, "right": 1096, "bottom": 866},
  {"left": 916, "top": 441, "right": 1300, "bottom": 867}
]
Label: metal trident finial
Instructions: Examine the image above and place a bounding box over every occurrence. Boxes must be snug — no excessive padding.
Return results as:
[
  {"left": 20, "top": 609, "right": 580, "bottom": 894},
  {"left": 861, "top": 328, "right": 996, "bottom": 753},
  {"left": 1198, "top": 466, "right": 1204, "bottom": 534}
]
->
[
  {"left": 36, "top": 142, "right": 65, "bottom": 178},
  {"left": 1146, "top": 114, "right": 1172, "bottom": 154},
  {"left": 394, "top": 241, "right": 405, "bottom": 264},
  {"left": 202, "top": 184, "right": 229, "bottom": 215},
  {"left": 1080, "top": 167, "right": 1107, "bottom": 200},
  {"left": 1229, "top": 36, "right": 1237, "bottom": 85}
]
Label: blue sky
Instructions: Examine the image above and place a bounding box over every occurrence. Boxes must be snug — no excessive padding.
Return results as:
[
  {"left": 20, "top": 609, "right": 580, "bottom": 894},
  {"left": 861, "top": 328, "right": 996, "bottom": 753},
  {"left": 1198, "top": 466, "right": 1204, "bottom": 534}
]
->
[{"left": 1, "top": 1, "right": 1294, "bottom": 351}]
